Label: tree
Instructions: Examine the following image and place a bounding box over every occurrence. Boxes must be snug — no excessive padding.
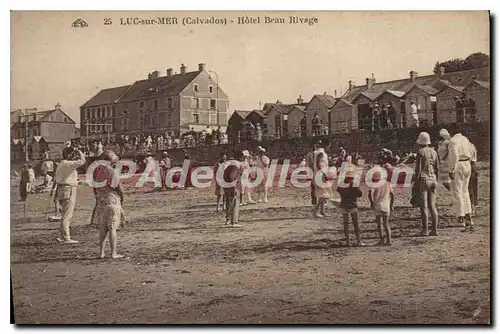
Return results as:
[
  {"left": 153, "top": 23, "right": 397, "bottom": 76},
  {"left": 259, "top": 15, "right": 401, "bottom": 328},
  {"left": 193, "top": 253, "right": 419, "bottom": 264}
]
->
[
  {"left": 433, "top": 52, "right": 490, "bottom": 74},
  {"left": 463, "top": 52, "right": 490, "bottom": 70}
]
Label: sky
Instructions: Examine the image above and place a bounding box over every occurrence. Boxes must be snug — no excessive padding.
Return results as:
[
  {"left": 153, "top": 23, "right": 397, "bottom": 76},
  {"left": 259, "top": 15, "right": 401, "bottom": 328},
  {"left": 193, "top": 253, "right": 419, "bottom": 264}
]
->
[{"left": 11, "top": 11, "right": 489, "bottom": 125}]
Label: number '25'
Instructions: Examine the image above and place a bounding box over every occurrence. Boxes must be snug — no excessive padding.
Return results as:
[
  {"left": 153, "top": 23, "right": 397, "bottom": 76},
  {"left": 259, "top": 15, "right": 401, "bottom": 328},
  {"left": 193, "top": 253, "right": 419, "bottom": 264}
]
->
[{"left": 104, "top": 18, "right": 112, "bottom": 25}]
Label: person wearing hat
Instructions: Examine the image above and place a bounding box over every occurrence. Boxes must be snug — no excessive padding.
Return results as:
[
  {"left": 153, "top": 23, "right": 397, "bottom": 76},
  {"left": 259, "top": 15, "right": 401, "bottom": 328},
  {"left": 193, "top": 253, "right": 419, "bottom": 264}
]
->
[
  {"left": 438, "top": 129, "right": 452, "bottom": 190},
  {"left": 256, "top": 146, "right": 270, "bottom": 203},
  {"left": 51, "top": 146, "right": 86, "bottom": 244},
  {"left": 448, "top": 128, "right": 475, "bottom": 231},
  {"left": 93, "top": 150, "right": 126, "bottom": 259},
  {"left": 368, "top": 166, "right": 393, "bottom": 246},
  {"left": 414, "top": 132, "right": 440, "bottom": 236},
  {"left": 222, "top": 152, "right": 243, "bottom": 227},
  {"left": 337, "top": 165, "right": 364, "bottom": 247}
]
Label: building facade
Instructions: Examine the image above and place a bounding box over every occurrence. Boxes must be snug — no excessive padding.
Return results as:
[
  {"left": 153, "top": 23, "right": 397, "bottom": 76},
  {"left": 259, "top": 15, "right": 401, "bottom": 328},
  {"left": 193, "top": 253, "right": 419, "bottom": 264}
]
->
[
  {"left": 80, "top": 63, "right": 229, "bottom": 140},
  {"left": 332, "top": 67, "right": 490, "bottom": 132},
  {"left": 11, "top": 103, "right": 78, "bottom": 161}
]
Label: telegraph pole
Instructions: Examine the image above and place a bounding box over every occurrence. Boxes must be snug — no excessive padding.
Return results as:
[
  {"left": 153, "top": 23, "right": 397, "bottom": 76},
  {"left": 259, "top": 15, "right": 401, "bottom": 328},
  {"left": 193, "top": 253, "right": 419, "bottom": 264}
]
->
[{"left": 21, "top": 108, "right": 37, "bottom": 162}]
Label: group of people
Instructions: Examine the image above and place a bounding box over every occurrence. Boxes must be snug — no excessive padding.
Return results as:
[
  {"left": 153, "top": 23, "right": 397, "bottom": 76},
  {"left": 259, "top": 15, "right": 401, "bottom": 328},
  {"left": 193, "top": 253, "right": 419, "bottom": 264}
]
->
[
  {"left": 214, "top": 146, "right": 271, "bottom": 227},
  {"left": 295, "top": 126, "right": 478, "bottom": 247},
  {"left": 79, "top": 127, "right": 230, "bottom": 158},
  {"left": 18, "top": 123, "right": 480, "bottom": 257}
]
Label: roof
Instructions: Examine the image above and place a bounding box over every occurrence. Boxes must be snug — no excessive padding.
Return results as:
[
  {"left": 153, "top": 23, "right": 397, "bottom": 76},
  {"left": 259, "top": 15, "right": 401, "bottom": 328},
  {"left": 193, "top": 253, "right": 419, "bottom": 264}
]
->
[
  {"left": 11, "top": 108, "right": 76, "bottom": 124},
  {"left": 286, "top": 105, "right": 306, "bottom": 114},
  {"left": 82, "top": 85, "right": 131, "bottom": 108},
  {"left": 412, "top": 84, "right": 439, "bottom": 95},
  {"left": 119, "top": 71, "right": 201, "bottom": 102},
  {"left": 232, "top": 110, "right": 252, "bottom": 119},
  {"left": 249, "top": 109, "right": 265, "bottom": 117},
  {"left": 385, "top": 90, "right": 406, "bottom": 98},
  {"left": 262, "top": 103, "right": 290, "bottom": 115},
  {"left": 341, "top": 67, "right": 489, "bottom": 102},
  {"left": 472, "top": 80, "right": 490, "bottom": 89},
  {"left": 312, "top": 94, "right": 338, "bottom": 108}
]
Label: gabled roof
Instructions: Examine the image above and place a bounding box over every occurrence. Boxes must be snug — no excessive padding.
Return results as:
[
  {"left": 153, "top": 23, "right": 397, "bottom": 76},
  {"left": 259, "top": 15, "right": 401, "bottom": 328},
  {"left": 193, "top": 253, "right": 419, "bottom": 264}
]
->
[
  {"left": 330, "top": 98, "right": 353, "bottom": 109},
  {"left": 82, "top": 85, "right": 132, "bottom": 108},
  {"left": 472, "top": 80, "right": 490, "bottom": 89},
  {"left": 384, "top": 90, "right": 406, "bottom": 98},
  {"left": 286, "top": 105, "right": 306, "bottom": 115},
  {"left": 232, "top": 110, "right": 252, "bottom": 119},
  {"left": 341, "top": 67, "right": 489, "bottom": 103},
  {"left": 12, "top": 108, "right": 76, "bottom": 124},
  {"left": 249, "top": 109, "right": 265, "bottom": 117},
  {"left": 406, "top": 84, "right": 439, "bottom": 96},
  {"left": 262, "top": 103, "right": 290, "bottom": 115},
  {"left": 119, "top": 71, "right": 201, "bottom": 102},
  {"left": 312, "top": 94, "right": 338, "bottom": 108},
  {"left": 436, "top": 82, "right": 465, "bottom": 95}
]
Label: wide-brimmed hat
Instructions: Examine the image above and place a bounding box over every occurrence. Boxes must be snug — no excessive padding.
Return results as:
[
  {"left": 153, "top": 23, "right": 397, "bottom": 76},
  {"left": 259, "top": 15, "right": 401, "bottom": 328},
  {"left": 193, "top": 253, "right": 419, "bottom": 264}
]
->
[
  {"left": 416, "top": 132, "right": 431, "bottom": 145},
  {"left": 439, "top": 128, "right": 450, "bottom": 139}
]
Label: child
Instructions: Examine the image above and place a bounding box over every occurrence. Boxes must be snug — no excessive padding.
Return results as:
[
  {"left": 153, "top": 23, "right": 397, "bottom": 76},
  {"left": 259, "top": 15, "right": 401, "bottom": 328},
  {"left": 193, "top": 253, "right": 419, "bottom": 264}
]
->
[
  {"left": 214, "top": 154, "right": 227, "bottom": 212},
  {"left": 368, "top": 171, "right": 393, "bottom": 246},
  {"left": 336, "top": 166, "right": 364, "bottom": 246},
  {"left": 314, "top": 149, "right": 333, "bottom": 218}
]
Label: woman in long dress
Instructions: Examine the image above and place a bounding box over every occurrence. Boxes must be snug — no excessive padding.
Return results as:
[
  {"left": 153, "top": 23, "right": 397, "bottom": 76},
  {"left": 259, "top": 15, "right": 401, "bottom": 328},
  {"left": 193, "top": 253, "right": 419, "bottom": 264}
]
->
[
  {"left": 438, "top": 128, "right": 451, "bottom": 190},
  {"left": 256, "top": 146, "right": 271, "bottom": 203}
]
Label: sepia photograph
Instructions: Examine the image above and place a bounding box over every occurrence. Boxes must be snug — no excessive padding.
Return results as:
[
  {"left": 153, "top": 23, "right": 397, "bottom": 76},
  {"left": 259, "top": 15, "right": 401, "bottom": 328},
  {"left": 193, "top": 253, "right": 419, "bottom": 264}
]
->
[{"left": 9, "top": 10, "right": 491, "bottom": 324}]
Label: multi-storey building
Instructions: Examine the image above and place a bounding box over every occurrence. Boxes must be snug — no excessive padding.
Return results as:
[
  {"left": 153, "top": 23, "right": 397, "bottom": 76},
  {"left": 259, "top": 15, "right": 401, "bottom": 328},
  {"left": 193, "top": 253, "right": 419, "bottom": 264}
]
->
[
  {"left": 80, "top": 63, "right": 229, "bottom": 140},
  {"left": 10, "top": 103, "right": 78, "bottom": 161}
]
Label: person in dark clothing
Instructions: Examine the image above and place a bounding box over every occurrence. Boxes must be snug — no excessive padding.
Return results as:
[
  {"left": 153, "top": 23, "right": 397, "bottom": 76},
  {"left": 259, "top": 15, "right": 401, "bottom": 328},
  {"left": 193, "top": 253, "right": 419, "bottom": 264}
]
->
[
  {"left": 19, "top": 164, "right": 30, "bottom": 201},
  {"left": 337, "top": 167, "right": 364, "bottom": 247}
]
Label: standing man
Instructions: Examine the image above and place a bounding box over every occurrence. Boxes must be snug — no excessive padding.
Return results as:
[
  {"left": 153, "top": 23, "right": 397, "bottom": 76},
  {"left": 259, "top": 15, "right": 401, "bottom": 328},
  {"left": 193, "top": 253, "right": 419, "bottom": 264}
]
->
[
  {"left": 51, "top": 147, "right": 86, "bottom": 244},
  {"left": 410, "top": 101, "right": 419, "bottom": 127},
  {"left": 306, "top": 140, "right": 322, "bottom": 206},
  {"left": 448, "top": 129, "right": 475, "bottom": 231},
  {"left": 414, "top": 132, "right": 440, "bottom": 236},
  {"left": 438, "top": 128, "right": 452, "bottom": 190},
  {"left": 469, "top": 143, "right": 479, "bottom": 215},
  {"left": 223, "top": 153, "right": 243, "bottom": 227},
  {"left": 256, "top": 146, "right": 270, "bottom": 203}
]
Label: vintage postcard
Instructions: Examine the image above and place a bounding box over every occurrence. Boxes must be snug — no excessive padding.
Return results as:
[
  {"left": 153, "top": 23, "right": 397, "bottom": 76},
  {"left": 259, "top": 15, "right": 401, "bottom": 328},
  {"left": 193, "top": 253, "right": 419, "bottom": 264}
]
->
[{"left": 10, "top": 11, "right": 490, "bottom": 324}]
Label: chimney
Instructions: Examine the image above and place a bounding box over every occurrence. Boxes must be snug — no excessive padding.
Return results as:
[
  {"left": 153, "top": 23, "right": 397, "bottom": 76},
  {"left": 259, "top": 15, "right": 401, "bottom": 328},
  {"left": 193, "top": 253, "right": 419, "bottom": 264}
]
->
[
  {"left": 198, "top": 63, "right": 206, "bottom": 71},
  {"left": 276, "top": 99, "right": 282, "bottom": 104},
  {"left": 348, "top": 80, "right": 354, "bottom": 91},
  {"left": 366, "top": 73, "right": 376, "bottom": 89},
  {"left": 150, "top": 70, "right": 160, "bottom": 79},
  {"left": 55, "top": 102, "right": 61, "bottom": 110},
  {"left": 438, "top": 66, "right": 445, "bottom": 79},
  {"left": 166, "top": 68, "right": 173, "bottom": 76},
  {"left": 410, "top": 70, "right": 418, "bottom": 82},
  {"left": 180, "top": 64, "right": 186, "bottom": 75},
  {"left": 297, "top": 95, "right": 304, "bottom": 104},
  {"left": 334, "top": 90, "right": 337, "bottom": 97}
]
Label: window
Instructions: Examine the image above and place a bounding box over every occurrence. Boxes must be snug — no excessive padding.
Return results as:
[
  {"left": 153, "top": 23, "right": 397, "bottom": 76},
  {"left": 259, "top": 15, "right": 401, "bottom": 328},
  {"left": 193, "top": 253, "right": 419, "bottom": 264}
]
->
[
  {"left": 275, "top": 114, "right": 281, "bottom": 137},
  {"left": 85, "top": 110, "right": 90, "bottom": 120},
  {"left": 153, "top": 99, "right": 158, "bottom": 110},
  {"left": 167, "top": 97, "right": 173, "bottom": 109},
  {"left": 194, "top": 113, "right": 199, "bottom": 124},
  {"left": 92, "top": 108, "right": 96, "bottom": 119},
  {"left": 209, "top": 85, "right": 213, "bottom": 93},
  {"left": 112, "top": 105, "right": 116, "bottom": 117},
  {"left": 107, "top": 106, "right": 111, "bottom": 117},
  {"left": 64, "top": 117, "right": 68, "bottom": 122},
  {"left": 151, "top": 115, "right": 158, "bottom": 128},
  {"left": 139, "top": 101, "right": 144, "bottom": 109},
  {"left": 194, "top": 84, "right": 199, "bottom": 92},
  {"left": 210, "top": 99, "right": 216, "bottom": 110},
  {"left": 139, "top": 116, "right": 145, "bottom": 129},
  {"left": 193, "top": 98, "right": 199, "bottom": 109},
  {"left": 121, "top": 118, "right": 129, "bottom": 131},
  {"left": 417, "top": 96, "right": 427, "bottom": 111}
]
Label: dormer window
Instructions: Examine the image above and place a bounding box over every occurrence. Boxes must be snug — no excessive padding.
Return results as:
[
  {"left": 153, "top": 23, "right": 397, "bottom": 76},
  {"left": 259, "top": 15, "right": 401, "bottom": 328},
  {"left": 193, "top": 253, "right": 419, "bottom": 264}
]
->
[
  {"left": 209, "top": 85, "right": 213, "bottom": 93},
  {"left": 194, "top": 84, "right": 199, "bottom": 92}
]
